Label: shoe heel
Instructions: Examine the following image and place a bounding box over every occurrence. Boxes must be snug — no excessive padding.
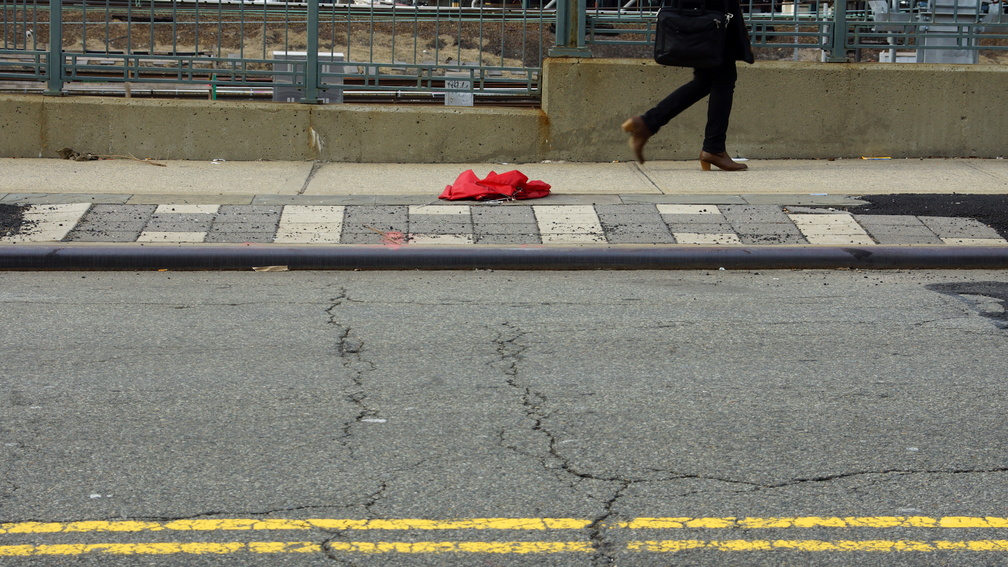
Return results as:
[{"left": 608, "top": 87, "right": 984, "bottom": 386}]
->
[
  {"left": 700, "top": 159, "right": 712, "bottom": 171},
  {"left": 621, "top": 119, "right": 635, "bottom": 133}
]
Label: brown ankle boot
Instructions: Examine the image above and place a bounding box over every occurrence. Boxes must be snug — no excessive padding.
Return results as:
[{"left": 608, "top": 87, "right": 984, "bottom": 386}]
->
[
  {"left": 699, "top": 151, "right": 747, "bottom": 171},
  {"left": 621, "top": 116, "right": 652, "bottom": 165}
]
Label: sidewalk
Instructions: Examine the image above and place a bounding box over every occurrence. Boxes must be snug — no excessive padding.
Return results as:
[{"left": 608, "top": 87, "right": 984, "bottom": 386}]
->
[{"left": 2, "top": 157, "right": 1007, "bottom": 270}]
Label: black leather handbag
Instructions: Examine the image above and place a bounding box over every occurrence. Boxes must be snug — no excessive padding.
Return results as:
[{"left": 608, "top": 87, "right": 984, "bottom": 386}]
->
[{"left": 653, "top": 0, "right": 731, "bottom": 68}]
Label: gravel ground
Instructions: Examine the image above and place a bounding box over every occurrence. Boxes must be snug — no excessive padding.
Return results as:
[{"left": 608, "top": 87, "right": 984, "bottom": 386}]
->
[{"left": 0, "top": 204, "right": 24, "bottom": 238}]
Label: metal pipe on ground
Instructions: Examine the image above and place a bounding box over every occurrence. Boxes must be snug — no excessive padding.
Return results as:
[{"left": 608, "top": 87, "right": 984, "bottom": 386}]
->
[{"left": 1, "top": 245, "right": 1008, "bottom": 271}]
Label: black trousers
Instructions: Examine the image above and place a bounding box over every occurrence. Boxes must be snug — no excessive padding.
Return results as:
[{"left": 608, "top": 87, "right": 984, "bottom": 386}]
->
[{"left": 641, "top": 58, "right": 738, "bottom": 155}]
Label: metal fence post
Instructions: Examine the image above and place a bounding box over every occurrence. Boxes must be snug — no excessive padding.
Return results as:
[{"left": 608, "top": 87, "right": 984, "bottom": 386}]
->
[
  {"left": 548, "top": 0, "right": 591, "bottom": 57},
  {"left": 44, "top": 0, "right": 64, "bottom": 95},
  {"left": 825, "top": 0, "right": 849, "bottom": 62},
  {"left": 302, "top": 0, "right": 320, "bottom": 103}
]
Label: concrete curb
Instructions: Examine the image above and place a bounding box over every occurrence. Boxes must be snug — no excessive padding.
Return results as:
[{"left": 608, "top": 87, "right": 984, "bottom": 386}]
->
[{"left": 2, "top": 244, "right": 1008, "bottom": 271}]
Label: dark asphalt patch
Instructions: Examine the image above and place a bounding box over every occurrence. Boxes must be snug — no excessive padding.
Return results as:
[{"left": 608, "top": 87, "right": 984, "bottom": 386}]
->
[
  {"left": 926, "top": 281, "right": 1008, "bottom": 329},
  {"left": 0, "top": 204, "right": 27, "bottom": 238},
  {"left": 846, "top": 194, "right": 1008, "bottom": 239}
]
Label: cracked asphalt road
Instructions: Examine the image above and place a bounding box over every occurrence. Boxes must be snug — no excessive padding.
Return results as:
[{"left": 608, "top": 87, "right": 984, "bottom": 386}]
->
[{"left": 1, "top": 270, "right": 1007, "bottom": 566}]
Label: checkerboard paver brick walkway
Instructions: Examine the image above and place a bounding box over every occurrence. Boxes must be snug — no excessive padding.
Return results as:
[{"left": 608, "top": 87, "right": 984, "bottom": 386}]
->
[{"left": 2, "top": 201, "right": 1006, "bottom": 247}]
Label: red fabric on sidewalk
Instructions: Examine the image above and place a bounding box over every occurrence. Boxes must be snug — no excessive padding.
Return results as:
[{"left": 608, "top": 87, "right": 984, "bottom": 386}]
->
[{"left": 439, "top": 169, "right": 551, "bottom": 201}]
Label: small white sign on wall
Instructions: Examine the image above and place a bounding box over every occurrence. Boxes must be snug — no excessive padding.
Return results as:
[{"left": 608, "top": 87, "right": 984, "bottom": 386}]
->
[{"left": 444, "top": 71, "right": 474, "bottom": 107}]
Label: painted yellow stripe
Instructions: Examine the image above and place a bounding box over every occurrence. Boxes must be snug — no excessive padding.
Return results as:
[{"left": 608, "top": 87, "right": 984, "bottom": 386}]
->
[
  {"left": 5, "top": 539, "right": 1008, "bottom": 556},
  {"left": 327, "top": 541, "right": 593, "bottom": 554},
  {"left": 4, "top": 516, "right": 1008, "bottom": 535},
  {"left": 0, "top": 518, "right": 590, "bottom": 534},
  {"left": 0, "top": 541, "right": 586, "bottom": 556},
  {"left": 617, "top": 517, "right": 1008, "bottom": 529},
  {"left": 628, "top": 540, "right": 1008, "bottom": 552},
  {"left": 0, "top": 542, "right": 320, "bottom": 556}
]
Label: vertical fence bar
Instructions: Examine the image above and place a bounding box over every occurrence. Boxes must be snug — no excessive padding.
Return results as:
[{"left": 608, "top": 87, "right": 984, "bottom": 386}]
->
[
  {"left": 825, "top": 0, "right": 847, "bottom": 62},
  {"left": 549, "top": 0, "right": 591, "bottom": 56},
  {"left": 303, "top": 0, "right": 319, "bottom": 103},
  {"left": 44, "top": 0, "right": 63, "bottom": 94}
]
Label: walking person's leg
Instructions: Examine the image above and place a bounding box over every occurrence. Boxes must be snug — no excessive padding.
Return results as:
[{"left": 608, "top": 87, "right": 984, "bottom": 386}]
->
[
  {"left": 622, "top": 69, "right": 714, "bottom": 164},
  {"left": 642, "top": 69, "right": 713, "bottom": 135},
  {"left": 698, "top": 60, "right": 747, "bottom": 171}
]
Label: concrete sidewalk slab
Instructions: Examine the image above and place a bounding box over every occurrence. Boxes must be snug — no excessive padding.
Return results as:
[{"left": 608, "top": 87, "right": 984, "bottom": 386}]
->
[
  {"left": 642, "top": 158, "right": 1008, "bottom": 195},
  {"left": 0, "top": 158, "right": 312, "bottom": 195},
  {"left": 303, "top": 161, "right": 659, "bottom": 196},
  {"left": 3, "top": 158, "right": 1008, "bottom": 199}
]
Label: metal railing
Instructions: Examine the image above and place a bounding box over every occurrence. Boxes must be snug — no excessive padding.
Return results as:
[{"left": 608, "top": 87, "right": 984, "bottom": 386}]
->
[
  {"left": 2, "top": 0, "right": 1006, "bottom": 101},
  {"left": 575, "top": 0, "right": 1008, "bottom": 63},
  {"left": 2, "top": 0, "right": 551, "bottom": 101}
]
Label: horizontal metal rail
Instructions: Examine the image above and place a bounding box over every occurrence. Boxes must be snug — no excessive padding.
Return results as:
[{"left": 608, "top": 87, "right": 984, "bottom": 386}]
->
[{"left": 1, "top": 0, "right": 1006, "bottom": 101}]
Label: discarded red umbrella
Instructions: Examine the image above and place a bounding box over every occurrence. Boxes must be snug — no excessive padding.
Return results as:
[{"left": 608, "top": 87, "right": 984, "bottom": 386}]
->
[{"left": 439, "top": 170, "right": 551, "bottom": 201}]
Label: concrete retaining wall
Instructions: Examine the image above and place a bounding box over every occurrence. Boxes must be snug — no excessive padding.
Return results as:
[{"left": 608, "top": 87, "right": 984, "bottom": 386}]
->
[{"left": 2, "top": 60, "right": 1006, "bottom": 162}]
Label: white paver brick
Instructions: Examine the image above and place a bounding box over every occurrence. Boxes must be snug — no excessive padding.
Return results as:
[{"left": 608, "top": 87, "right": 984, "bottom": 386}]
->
[
  {"left": 540, "top": 233, "right": 607, "bottom": 244},
  {"left": 275, "top": 206, "right": 344, "bottom": 243},
  {"left": 673, "top": 232, "right": 742, "bottom": 245},
  {"left": 280, "top": 205, "right": 346, "bottom": 223},
  {"left": 788, "top": 213, "right": 875, "bottom": 245},
  {"left": 534, "top": 205, "right": 605, "bottom": 243},
  {"left": 1, "top": 203, "right": 91, "bottom": 243},
  {"left": 940, "top": 237, "right": 1008, "bottom": 245},
  {"left": 273, "top": 229, "right": 343, "bottom": 244},
  {"left": 155, "top": 204, "right": 220, "bottom": 214},
  {"left": 137, "top": 231, "right": 207, "bottom": 243}
]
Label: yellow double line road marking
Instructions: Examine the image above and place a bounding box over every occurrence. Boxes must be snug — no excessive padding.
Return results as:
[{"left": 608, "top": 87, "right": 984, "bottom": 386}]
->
[{"left": 3, "top": 517, "right": 1008, "bottom": 557}]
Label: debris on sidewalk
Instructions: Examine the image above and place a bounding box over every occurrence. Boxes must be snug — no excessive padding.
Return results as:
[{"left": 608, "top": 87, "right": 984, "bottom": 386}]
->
[
  {"left": 58, "top": 147, "right": 167, "bottom": 167},
  {"left": 252, "top": 265, "right": 289, "bottom": 272},
  {"left": 439, "top": 170, "right": 550, "bottom": 201},
  {"left": 365, "top": 225, "right": 408, "bottom": 246},
  {"left": 58, "top": 148, "right": 98, "bottom": 161}
]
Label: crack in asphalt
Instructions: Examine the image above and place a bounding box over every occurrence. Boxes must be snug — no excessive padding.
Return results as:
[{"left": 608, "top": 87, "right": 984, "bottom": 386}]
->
[
  {"left": 326, "top": 288, "right": 379, "bottom": 454},
  {"left": 488, "top": 319, "right": 1008, "bottom": 561},
  {"left": 492, "top": 322, "right": 631, "bottom": 566}
]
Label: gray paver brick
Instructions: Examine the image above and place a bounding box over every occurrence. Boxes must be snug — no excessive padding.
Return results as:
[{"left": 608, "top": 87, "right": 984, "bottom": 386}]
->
[
  {"left": 344, "top": 206, "right": 408, "bottom": 229},
  {"left": 721, "top": 205, "right": 792, "bottom": 224},
  {"left": 473, "top": 233, "right": 542, "bottom": 245},
  {"left": 605, "top": 226, "right": 675, "bottom": 244},
  {"left": 147, "top": 221, "right": 216, "bottom": 232},
  {"left": 339, "top": 232, "right": 404, "bottom": 245},
  {"left": 146, "top": 214, "right": 215, "bottom": 232},
  {"left": 204, "top": 232, "right": 276, "bottom": 243},
  {"left": 473, "top": 224, "right": 540, "bottom": 236},
  {"left": 918, "top": 216, "right": 1002, "bottom": 239},
  {"left": 471, "top": 207, "right": 537, "bottom": 224},
  {"left": 65, "top": 230, "right": 142, "bottom": 243},
  {"left": 660, "top": 213, "right": 730, "bottom": 224},
  {"left": 217, "top": 205, "right": 283, "bottom": 217},
  {"left": 70, "top": 220, "right": 148, "bottom": 233},
  {"left": 208, "top": 222, "right": 280, "bottom": 233},
  {"left": 595, "top": 204, "right": 661, "bottom": 216}
]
